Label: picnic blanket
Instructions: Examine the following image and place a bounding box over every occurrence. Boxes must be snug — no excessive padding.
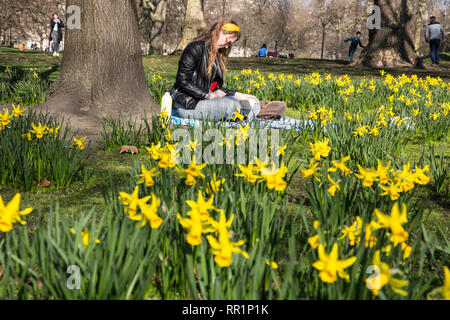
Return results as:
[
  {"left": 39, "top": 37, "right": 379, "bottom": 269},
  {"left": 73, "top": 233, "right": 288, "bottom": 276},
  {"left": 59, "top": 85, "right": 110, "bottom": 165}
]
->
[{"left": 170, "top": 109, "right": 313, "bottom": 131}]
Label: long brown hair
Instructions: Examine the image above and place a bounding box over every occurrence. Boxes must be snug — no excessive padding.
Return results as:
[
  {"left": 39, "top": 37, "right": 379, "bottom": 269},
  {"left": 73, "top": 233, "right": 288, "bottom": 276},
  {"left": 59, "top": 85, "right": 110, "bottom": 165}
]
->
[{"left": 192, "top": 18, "right": 241, "bottom": 79}]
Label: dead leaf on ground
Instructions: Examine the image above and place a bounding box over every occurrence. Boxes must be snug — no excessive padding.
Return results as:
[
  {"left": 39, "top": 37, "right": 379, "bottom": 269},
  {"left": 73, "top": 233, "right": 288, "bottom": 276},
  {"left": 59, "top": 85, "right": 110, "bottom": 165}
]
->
[
  {"left": 37, "top": 179, "right": 51, "bottom": 188},
  {"left": 120, "top": 145, "right": 139, "bottom": 154}
]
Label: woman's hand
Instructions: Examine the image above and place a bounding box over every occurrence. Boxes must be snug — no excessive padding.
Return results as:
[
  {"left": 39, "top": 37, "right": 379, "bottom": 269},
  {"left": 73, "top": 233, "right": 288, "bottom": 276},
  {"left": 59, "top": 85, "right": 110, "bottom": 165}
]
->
[
  {"left": 206, "top": 90, "right": 226, "bottom": 100},
  {"left": 235, "top": 92, "right": 258, "bottom": 102}
]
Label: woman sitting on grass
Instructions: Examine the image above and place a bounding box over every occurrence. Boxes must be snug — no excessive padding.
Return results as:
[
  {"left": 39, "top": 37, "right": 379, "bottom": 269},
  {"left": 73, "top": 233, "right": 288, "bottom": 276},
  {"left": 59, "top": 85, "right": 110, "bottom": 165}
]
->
[{"left": 170, "top": 18, "right": 259, "bottom": 120}]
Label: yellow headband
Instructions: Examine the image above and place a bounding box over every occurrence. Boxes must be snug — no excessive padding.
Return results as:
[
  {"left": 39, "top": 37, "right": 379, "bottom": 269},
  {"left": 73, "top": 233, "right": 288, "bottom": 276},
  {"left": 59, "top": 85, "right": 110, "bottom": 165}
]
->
[{"left": 222, "top": 23, "right": 240, "bottom": 32}]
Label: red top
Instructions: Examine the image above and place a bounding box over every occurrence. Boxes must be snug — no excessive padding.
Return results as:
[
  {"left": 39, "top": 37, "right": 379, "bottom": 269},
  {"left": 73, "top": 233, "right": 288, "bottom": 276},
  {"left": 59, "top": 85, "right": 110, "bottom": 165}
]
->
[{"left": 210, "top": 81, "right": 218, "bottom": 92}]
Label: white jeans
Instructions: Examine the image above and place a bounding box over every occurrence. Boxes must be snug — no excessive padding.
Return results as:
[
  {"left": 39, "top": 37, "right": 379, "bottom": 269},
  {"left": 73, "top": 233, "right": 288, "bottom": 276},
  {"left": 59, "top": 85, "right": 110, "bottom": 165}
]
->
[{"left": 176, "top": 96, "right": 260, "bottom": 121}]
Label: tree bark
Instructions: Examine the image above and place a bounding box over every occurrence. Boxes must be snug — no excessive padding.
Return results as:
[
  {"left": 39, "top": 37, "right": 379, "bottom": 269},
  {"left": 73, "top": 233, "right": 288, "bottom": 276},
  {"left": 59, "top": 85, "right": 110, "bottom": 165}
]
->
[
  {"left": 413, "top": 0, "right": 426, "bottom": 54},
  {"left": 172, "top": 0, "right": 206, "bottom": 54},
  {"left": 351, "top": 0, "right": 422, "bottom": 68},
  {"left": 321, "top": 24, "right": 326, "bottom": 60},
  {"left": 36, "top": 0, "right": 158, "bottom": 145},
  {"left": 142, "top": 0, "right": 168, "bottom": 55}
]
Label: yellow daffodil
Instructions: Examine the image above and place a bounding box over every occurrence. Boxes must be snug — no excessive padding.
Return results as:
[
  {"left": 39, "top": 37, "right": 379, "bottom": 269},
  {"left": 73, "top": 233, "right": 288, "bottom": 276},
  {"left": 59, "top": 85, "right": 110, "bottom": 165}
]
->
[
  {"left": 29, "top": 122, "right": 46, "bottom": 138},
  {"left": 136, "top": 165, "right": 159, "bottom": 187},
  {"left": 355, "top": 165, "right": 378, "bottom": 187},
  {"left": 146, "top": 142, "right": 162, "bottom": 160},
  {"left": 235, "top": 163, "right": 259, "bottom": 183},
  {"left": 340, "top": 216, "right": 363, "bottom": 246},
  {"left": 206, "top": 173, "right": 225, "bottom": 195},
  {"left": 232, "top": 108, "right": 245, "bottom": 121},
  {"left": 353, "top": 125, "right": 369, "bottom": 136},
  {"left": 276, "top": 144, "right": 287, "bottom": 157},
  {"left": 328, "top": 156, "right": 351, "bottom": 176},
  {"left": 366, "top": 250, "right": 409, "bottom": 296},
  {"left": 344, "top": 110, "right": 353, "bottom": 121},
  {"left": 252, "top": 156, "right": 270, "bottom": 173},
  {"left": 235, "top": 124, "right": 250, "bottom": 146},
  {"left": 0, "top": 194, "right": 33, "bottom": 232},
  {"left": 395, "top": 163, "right": 415, "bottom": 192},
  {"left": 207, "top": 211, "right": 248, "bottom": 267},
  {"left": 12, "top": 104, "right": 26, "bottom": 117},
  {"left": 176, "top": 156, "right": 206, "bottom": 186},
  {"left": 184, "top": 139, "right": 200, "bottom": 152},
  {"left": 158, "top": 150, "right": 177, "bottom": 168},
  {"left": 165, "top": 129, "right": 172, "bottom": 142},
  {"left": 412, "top": 165, "right": 430, "bottom": 185},
  {"left": 401, "top": 243, "right": 412, "bottom": 259},
  {"left": 368, "top": 126, "right": 380, "bottom": 136},
  {"left": 0, "top": 109, "right": 12, "bottom": 129},
  {"left": 118, "top": 186, "right": 150, "bottom": 218},
  {"left": 376, "top": 160, "right": 391, "bottom": 184},
  {"left": 45, "top": 125, "right": 60, "bottom": 138},
  {"left": 364, "top": 224, "right": 377, "bottom": 248},
  {"left": 308, "top": 234, "right": 320, "bottom": 249},
  {"left": 73, "top": 136, "right": 87, "bottom": 150},
  {"left": 128, "top": 193, "right": 163, "bottom": 229},
  {"left": 22, "top": 133, "right": 32, "bottom": 141},
  {"left": 310, "top": 138, "right": 331, "bottom": 161},
  {"left": 266, "top": 260, "right": 279, "bottom": 269},
  {"left": 382, "top": 244, "right": 391, "bottom": 256},
  {"left": 312, "top": 243, "right": 356, "bottom": 283},
  {"left": 71, "top": 228, "right": 100, "bottom": 247},
  {"left": 379, "top": 182, "right": 403, "bottom": 201},
  {"left": 372, "top": 202, "right": 409, "bottom": 246},
  {"left": 302, "top": 159, "right": 322, "bottom": 182},
  {"left": 327, "top": 174, "right": 340, "bottom": 196},
  {"left": 441, "top": 267, "right": 450, "bottom": 300},
  {"left": 308, "top": 220, "right": 322, "bottom": 249},
  {"left": 186, "top": 191, "right": 216, "bottom": 221},
  {"left": 178, "top": 192, "right": 219, "bottom": 246},
  {"left": 430, "top": 112, "right": 440, "bottom": 120},
  {"left": 177, "top": 210, "right": 214, "bottom": 246},
  {"left": 308, "top": 110, "right": 319, "bottom": 120},
  {"left": 260, "top": 163, "right": 288, "bottom": 191}
]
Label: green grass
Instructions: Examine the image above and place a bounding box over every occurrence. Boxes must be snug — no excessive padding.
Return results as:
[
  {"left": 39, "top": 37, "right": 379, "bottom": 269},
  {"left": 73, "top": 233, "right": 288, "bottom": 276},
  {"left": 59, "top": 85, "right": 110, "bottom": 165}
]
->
[
  {"left": 2, "top": 47, "right": 450, "bottom": 86},
  {"left": 0, "top": 147, "right": 151, "bottom": 226}
]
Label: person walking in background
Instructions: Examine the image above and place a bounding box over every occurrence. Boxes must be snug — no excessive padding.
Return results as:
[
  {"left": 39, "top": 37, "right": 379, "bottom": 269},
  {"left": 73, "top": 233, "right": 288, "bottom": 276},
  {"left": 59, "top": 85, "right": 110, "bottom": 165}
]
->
[
  {"left": 259, "top": 44, "right": 267, "bottom": 57},
  {"left": 425, "top": 16, "right": 445, "bottom": 65},
  {"left": 344, "top": 31, "right": 365, "bottom": 63},
  {"left": 49, "top": 13, "right": 64, "bottom": 57}
]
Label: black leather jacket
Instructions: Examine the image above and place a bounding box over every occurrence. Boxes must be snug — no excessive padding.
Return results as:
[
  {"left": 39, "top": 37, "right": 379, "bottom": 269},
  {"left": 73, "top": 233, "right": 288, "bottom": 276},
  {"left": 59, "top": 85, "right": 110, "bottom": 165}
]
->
[{"left": 170, "top": 40, "right": 235, "bottom": 109}]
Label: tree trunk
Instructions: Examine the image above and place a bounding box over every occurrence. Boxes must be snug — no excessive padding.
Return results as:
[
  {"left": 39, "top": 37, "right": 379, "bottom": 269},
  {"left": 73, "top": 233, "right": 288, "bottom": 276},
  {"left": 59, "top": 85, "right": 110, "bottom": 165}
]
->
[
  {"left": 172, "top": 0, "right": 206, "bottom": 54},
  {"left": 36, "top": 0, "right": 158, "bottom": 145},
  {"left": 222, "top": 0, "right": 227, "bottom": 16},
  {"left": 413, "top": 0, "right": 426, "bottom": 54},
  {"left": 321, "top": 24, "right": 326, "bottom": 60},
  {"left": 148, "top": 0, "right": 167, "bottom": 55},
  {"left": 352, "top": 0, "right": 422, "bottom": 68}
]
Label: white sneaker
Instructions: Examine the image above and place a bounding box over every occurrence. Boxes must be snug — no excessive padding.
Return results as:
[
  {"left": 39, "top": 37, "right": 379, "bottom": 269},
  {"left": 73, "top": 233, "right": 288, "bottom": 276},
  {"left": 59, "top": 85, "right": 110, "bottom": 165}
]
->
[
  {"left": 53, "top": 52, "right": 57, "bottom": 56},
  {"left": 56, "top": 52, "right": 60, "bottom": 57}
]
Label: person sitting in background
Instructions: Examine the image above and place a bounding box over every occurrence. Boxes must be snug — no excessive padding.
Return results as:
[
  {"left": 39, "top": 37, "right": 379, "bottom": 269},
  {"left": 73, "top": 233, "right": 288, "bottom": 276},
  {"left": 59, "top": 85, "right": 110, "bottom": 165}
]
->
[
  {"left": 425, "top": 16, "right": 445, "bottom": 65},
  {"left": 259, "top": 44, "right": 267, "bottom": 57},
  {"left": 170, "top": 18, "right": 259, "bottom": 120},
  {"left": 344, "top": 31, "right": 365, "bottom": 62}
]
